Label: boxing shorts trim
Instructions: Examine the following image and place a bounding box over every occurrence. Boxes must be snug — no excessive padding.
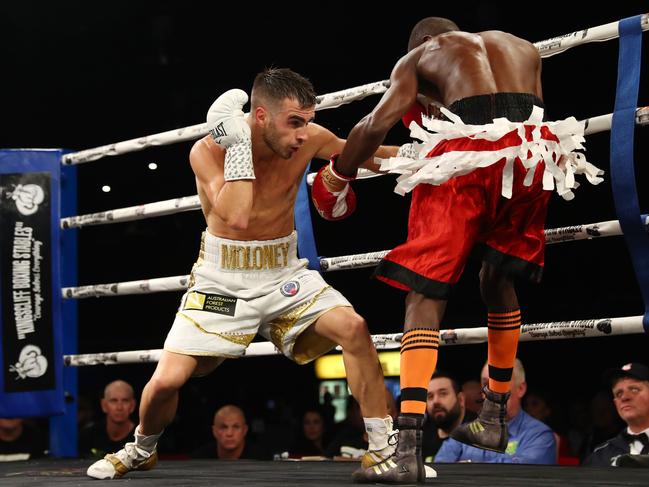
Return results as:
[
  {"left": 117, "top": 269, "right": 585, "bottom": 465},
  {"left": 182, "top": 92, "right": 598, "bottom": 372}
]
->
[
  {"left": 373, "top": 260, "right": 452, "bottom": 299},
  {"left": 471, "top": 244, "right": 544, "bottom": 283},
  {"left": 375, "top": 245, "right": 545, "bottom": 300},
  {"left": 378, "top": 94, "right": 603, "bottom": 200},
  {"left": 175, "top": 311, "right": 257, "bottom": 347}
]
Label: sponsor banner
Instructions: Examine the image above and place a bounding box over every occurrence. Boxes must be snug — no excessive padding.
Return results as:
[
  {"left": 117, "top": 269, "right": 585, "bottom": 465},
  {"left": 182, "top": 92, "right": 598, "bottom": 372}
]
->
[{"left": 0, "top": 150, "right": 64, "bottom": 417}]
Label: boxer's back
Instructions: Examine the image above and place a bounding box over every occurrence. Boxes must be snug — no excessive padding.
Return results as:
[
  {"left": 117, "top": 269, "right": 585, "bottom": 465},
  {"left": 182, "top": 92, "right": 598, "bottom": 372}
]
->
[{"left": 416, "top": 30, "right": 542, "bottom": 106}]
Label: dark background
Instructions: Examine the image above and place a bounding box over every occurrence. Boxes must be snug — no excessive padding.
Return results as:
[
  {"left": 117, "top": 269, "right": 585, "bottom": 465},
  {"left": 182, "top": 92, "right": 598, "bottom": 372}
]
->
[{"left": 2, "top": 1, "right": 648, "bottom": 440}]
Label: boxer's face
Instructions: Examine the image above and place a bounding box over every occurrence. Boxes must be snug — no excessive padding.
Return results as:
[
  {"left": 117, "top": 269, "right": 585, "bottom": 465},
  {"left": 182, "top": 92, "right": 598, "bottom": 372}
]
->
[{"left": 262, "top": 97, "right": 315, "bottom": 159}]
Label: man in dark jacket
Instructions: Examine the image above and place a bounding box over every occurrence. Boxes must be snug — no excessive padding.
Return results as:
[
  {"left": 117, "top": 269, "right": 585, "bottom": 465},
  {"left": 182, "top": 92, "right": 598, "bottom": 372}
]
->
[
  {"left": 583, "top": 363, "right": 649, "bottom": 467},
  {"left": 423, "top": 372, "right": 476, "bottom": 461}
]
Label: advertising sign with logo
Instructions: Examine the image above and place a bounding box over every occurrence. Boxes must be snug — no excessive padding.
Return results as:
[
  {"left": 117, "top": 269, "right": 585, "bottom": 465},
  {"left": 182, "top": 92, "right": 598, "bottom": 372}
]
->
[{"left": 0, "top": 151, "right": 64, "bottom": 417}]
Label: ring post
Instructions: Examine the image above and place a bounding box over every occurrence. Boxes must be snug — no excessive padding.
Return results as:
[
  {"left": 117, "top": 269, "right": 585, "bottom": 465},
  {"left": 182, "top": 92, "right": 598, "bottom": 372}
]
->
[
  {"left": 295, "top": 162, "right": 321, "bottom": 271},
  {"left": 609, "top": 15, "right": 649, "bottom": 332},
  {"left": 49, "top": 156, "right": 78, "bottom": 457}
]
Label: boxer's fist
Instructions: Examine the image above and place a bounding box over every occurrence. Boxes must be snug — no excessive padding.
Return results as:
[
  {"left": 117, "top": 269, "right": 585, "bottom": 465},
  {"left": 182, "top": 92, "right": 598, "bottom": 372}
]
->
[
  {"left": 402, "top": 100, "right": 443, "bottom": 128},
  {"left": 207, "top": 89, "right": 254, "bottom": 181},
  {"left": 402, "top": 101, "right": 427, "bottom": 129},
  {"left": 311, "top": 157, "right": 356, "bottom": 221},
  {"left": 207, "top": 89, "right": 251, "bottom": 148}
]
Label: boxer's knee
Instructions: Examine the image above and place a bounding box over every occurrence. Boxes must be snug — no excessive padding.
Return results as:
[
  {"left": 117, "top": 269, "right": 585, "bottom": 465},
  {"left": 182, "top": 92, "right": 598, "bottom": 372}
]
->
[
  {"left": 339, "top": 312, "right": 371, "bottom": 351},
  {"left": 316, "top": 307, "right": 370, "bottom": 352},
  {"left": 479, "top": 262, "right": 516, "bottom": 308},
  {"left": 146, "top": 374, "right": 182, "bottom": 399},
  {"left": 148, "top": 352, "right": 197, "bottom": 396}
]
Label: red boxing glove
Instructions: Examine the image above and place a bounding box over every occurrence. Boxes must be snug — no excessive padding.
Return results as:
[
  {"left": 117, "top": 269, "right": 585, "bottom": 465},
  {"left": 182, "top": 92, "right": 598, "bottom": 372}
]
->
[
  {"left": 402, "top": 101, "right": 427, "bottom": 129},
  {"left": 311, "top": 157, "right": 357, "bottom": 221}
]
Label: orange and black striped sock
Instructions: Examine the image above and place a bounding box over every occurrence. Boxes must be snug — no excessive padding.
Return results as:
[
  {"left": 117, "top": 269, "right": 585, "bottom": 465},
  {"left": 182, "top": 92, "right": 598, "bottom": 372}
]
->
[
  {"left": 399, "top": 328, "right": 439, "bottom": 415},
  {"left": 487, "top": 309, "right": 521, "bottom": 393}
]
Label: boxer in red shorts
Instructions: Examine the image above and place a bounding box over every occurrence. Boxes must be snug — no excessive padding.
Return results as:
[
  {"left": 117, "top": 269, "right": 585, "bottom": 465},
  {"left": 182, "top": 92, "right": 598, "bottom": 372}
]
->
[{"left": 311, "top": 18, "right": 601, "bottom": 484}]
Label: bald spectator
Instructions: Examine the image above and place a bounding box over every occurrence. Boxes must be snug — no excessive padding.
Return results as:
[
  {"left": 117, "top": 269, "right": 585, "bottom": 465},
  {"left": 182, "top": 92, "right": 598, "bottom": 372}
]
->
[
  {"left": 0, "top": 418, "right": 47, "bottom": 461},
  {"left": 79, "top": 380, "right": 137, "bottom": 459},
  {"left": 461, "top": 380, "right": 483, "bottom": 416},
  {"left": 192, "top": 405, "right": 265, "bottom": 460},
  {"left": 435, "top": 359, "right": 556, "bottom": 464},
  {"left": 584, "top": 363, "right": 649, "bottom": 467}
]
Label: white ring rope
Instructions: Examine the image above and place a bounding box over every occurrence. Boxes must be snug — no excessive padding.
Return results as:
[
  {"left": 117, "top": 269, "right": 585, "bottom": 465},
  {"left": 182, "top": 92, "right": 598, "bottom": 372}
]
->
[
  {"left": 63, "top": 315, "right": 644, "bottom": 366},
  {"left": 534, "top": 14, "right": 648, "bottom": 57},
  {"left": 61, "top": 216, "right": 649, "bottom": 298},
  {"left": 60, "top": 107, "right": 649, "bottom": 229},
  {"left": 60, "top": 81, "right": 390, "bottom": 166},
  {"left": 62, "top": 275, "right": 190, "bottom": 299},
  {"left": 60, "top": 15, "right": 648, "bottom": 166},
  {"left": 321, "top": 217, "right": 649, "bottom": 272},
  {"left": 61, "top": 195, "right": 201, "bottom": 229}
]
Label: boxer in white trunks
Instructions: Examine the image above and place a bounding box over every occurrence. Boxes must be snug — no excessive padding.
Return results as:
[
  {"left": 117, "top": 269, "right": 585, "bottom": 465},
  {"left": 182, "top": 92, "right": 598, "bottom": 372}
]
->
[{"left": 87, "top": 68, "right": 401, "bottom": 480}]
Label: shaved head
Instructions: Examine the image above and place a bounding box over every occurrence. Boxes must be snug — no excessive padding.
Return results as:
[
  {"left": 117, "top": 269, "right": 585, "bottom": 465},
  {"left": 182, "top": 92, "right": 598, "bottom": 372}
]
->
[
  {"left": 214, "top": 404, "right": 246, "bottom": 424},
  {"left": 104, "top": 380, "right": 134, "bottom": 400}
]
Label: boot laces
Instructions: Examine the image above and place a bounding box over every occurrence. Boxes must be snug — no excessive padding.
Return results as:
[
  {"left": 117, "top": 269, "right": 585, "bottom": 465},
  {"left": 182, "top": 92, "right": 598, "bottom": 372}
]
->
[
  {"left": 116, "top": 442, "right": 150, "bottom": 467},
  {"left": 387, "top": 429, "right": 399, "bottom": 447}
]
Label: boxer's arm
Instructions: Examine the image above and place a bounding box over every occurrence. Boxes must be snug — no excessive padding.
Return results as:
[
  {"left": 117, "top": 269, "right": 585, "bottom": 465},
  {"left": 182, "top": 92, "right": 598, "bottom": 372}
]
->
[
  {"left": 311, "top": 124, "right": 398, "bottom": 172},
  {"left": 335, "top": 56, "right": 418, "bottom": 177},
  {"left": 189, "top": 137, "right": 253, "bottom": 230},
  {"left": 535, "top": 65, "right": 544, "bottom": 101},
  {"left": 309, "top": 123, "right": 398, "bottom": 221}
]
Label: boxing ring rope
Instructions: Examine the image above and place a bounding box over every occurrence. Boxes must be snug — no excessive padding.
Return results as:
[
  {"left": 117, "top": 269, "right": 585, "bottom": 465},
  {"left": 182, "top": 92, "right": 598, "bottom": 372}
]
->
[
  {"left": 61, "top": 215, "right": 649, "bottom": 299},
  {"left": 59, "top": 80, "right": 390, "bottom": 166},
  {"left": 64, "top": 315, "right": 645, "bottom": 366},
  {"left": 60, "top": 195, "right": 202, "bottom": 229},
  {"left": 60, "top": 14, "right": 649, "bottom": 166},
  {"left": 58, "top": 107, "right": 649, "bottom": 230}
]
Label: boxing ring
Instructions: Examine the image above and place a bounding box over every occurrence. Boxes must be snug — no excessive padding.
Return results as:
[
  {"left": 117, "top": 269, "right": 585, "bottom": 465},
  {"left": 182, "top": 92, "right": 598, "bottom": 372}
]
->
[
  {"left": 1, "top": 12, "right": 648, "bottom": 486},
  {"left": 2, "top": 459, "right": 649, "bottom": 486}
]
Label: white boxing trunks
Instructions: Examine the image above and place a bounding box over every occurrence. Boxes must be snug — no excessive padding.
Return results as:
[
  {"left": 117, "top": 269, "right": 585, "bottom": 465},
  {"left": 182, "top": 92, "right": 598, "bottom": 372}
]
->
[{"left": 164, "top": 230, "right": 350, "bottom": 364}]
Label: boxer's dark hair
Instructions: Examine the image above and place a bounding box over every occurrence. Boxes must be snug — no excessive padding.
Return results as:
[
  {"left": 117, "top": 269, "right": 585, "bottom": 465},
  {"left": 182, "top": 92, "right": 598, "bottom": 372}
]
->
[
  {"left": 408, "top": 17, "right": 459, "bottom": 51},
  {"left": 251, "top": 67, "right": 316, "bottom": 109}
]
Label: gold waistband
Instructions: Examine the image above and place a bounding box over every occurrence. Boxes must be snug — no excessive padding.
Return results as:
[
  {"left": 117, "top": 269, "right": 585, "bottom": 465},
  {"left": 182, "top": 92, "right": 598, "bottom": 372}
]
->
[
  {"left": 200, "top": 242, "right": 291, "bottom": 271},
  {"left": 199, "top": 231, "right": 298, "bottom": 272}
]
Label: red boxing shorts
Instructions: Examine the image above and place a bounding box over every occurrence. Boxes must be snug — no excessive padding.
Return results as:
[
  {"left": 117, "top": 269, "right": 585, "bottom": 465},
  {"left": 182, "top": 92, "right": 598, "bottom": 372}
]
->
[{"left": 375, "top": 93, "right": 557, "bottom": 299}]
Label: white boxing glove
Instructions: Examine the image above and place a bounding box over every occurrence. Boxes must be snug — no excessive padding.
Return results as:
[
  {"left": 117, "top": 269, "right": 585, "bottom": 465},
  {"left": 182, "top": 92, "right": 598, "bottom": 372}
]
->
[
  {"left": 207, "top": 89, "right": 250, "bottom": 147},
  {"left": 207, "top": 89, "right": 255, "bottom": 181}
]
